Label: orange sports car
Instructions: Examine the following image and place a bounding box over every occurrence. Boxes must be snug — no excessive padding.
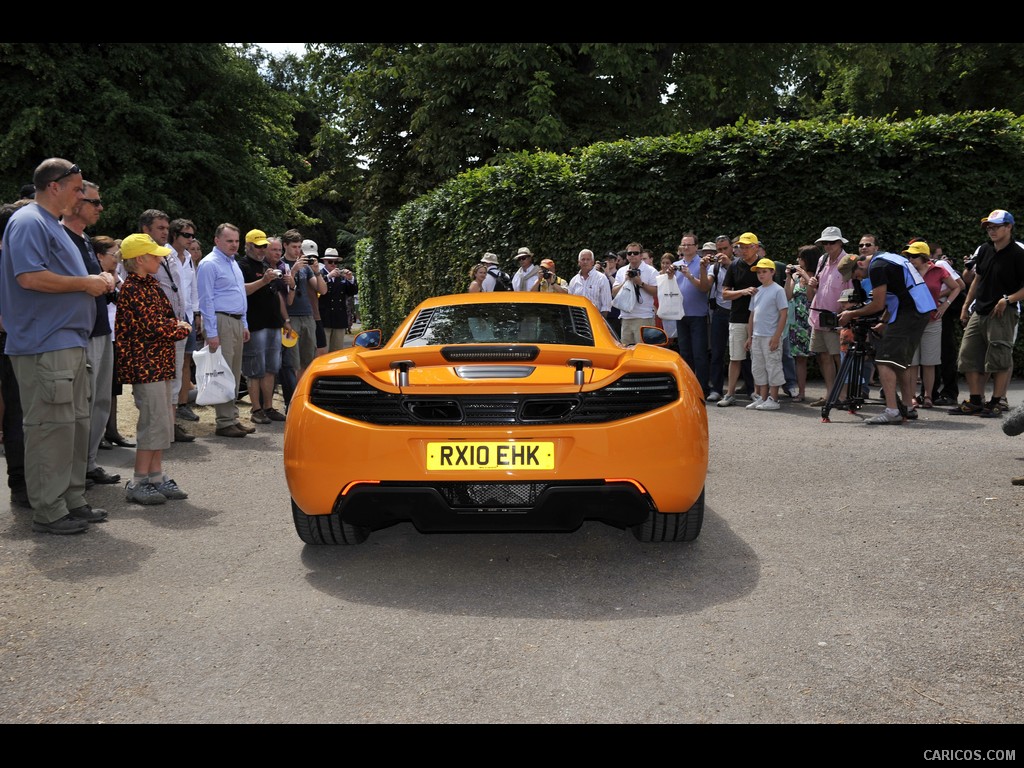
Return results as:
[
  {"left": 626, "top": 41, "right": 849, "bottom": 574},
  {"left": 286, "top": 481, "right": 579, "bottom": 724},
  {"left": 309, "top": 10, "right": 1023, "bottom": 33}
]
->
[{"left": 284, "top": 292, "right": 708, "bottom": 545}]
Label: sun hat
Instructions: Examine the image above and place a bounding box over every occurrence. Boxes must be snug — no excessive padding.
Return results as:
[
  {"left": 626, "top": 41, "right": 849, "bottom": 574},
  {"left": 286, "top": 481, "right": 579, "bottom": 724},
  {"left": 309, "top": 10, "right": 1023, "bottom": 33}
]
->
[
  {"left": 815, "top": 226, "right": 848, "bottom": 245},
  {"left": 701, "top": 242, "right": 717, "bottom": 253},
  {"left": 481, "top": 253, "right": 500, "bottom": 265}
]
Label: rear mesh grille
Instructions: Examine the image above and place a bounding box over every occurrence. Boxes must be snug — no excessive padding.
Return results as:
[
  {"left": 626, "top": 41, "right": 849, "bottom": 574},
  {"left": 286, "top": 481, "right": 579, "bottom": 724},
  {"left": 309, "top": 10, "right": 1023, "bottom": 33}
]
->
[{"left": 309, "top": 373, "right": 679, "bottom": 425}]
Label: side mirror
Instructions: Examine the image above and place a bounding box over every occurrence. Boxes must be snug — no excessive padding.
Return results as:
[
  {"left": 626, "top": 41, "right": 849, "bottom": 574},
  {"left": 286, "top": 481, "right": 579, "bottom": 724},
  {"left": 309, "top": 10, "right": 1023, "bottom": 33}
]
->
[
  {"left": 640, "top": 326, "right": 669, "bottom": 346},
  {"left": 354, "top": 329, "right": 382, "bottom": 349}
]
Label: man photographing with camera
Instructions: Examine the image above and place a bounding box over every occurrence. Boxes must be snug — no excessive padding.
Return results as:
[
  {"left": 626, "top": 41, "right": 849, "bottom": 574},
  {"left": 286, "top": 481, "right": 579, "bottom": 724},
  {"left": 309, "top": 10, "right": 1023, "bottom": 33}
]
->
[
  {"left": 837, "top": 243, "right": 935, "bottom": 424},
  {"left": 533, "top": 258, "right": 568, "bottom": 294}
]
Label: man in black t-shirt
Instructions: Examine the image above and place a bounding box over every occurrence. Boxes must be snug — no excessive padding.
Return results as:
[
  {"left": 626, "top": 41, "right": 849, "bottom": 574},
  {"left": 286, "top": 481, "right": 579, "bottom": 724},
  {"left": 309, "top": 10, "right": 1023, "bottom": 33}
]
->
[
  {"left": 716, "top": 232, "right": 761, "bottom": 406},
  {"left": 952, "top": 210, "right": 1024, "bottom": 416},
  {"left": 239, "top": 230, "right": 288, "bottom": 424}
]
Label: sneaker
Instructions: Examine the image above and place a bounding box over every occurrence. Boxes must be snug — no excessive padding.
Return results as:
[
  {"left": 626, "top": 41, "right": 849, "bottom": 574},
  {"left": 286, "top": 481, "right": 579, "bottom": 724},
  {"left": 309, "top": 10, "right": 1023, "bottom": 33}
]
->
[
  {"left": 781, "top": 387, "right": 793, "bottom": 399},
  {"left": 756, "top": 397, "right": 780, "bottom": 410},
  {"left": 865, "top": 410, "right": 903, "bottom": 425},
  {"left": 948, "top": 400, "right": 985, "bottom": 416},
  {"left": 126, "top": 480, "right": 167, "bottom": 505},
  {"left": 706, "top": 391, "right": 722, "bottom": 403},
  {"left": 176, "top": 404, "right": 200, "bottom": 422},
  {"left": 745, "top": 395, "right": 764, "bottom": 409},
  {"left": 250, "top": 409, "right": 272, "bottom": 425},
  {"left": 174, "top": 423, "right": 196, "bottom": 442},
  {"left": 716, "top": 394, "right": 737, "bottom": 407},
  {"left": 215, "top": 424, "right": 248, "bottom": 438},
  {"left": 32, "top": 514, "right": 89, "bottom": 535},
  {"left": 68, "top": 504, "right": 108, "bottom": 523},
  {"left": 263, "top": 407, "right": 287, "bottom": 422},
  {"left": 905, "top": 407, "right": 918, "bottom": 420},
  {"left": 933, "top": 394, "right": 957, "bottom": 406},
  {"left": 235, "top": 422, "right": 257, "bottom": 434},
  {"left": 155, "top": 478, "right": 188, "bottom": 500}
]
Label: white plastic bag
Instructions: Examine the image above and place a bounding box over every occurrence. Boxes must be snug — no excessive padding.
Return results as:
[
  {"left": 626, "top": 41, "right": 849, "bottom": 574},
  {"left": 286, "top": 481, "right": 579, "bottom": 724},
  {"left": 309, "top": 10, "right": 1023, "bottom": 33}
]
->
[
  {"left": 656, "top": 273, "right": 685, "bottom": 320},
  {"left": 612, "top": 282, "right": 637, "bottom": 313},
  {"left": 193, "top": 344, "right": 237, "bottom": 406}
]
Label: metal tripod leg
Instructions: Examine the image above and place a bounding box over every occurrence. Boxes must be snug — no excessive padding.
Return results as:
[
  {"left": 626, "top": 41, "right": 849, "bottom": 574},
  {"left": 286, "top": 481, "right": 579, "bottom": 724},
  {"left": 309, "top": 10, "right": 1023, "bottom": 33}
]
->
[{"left": 821, "top": 348, "right": 865, "bottom": 421}]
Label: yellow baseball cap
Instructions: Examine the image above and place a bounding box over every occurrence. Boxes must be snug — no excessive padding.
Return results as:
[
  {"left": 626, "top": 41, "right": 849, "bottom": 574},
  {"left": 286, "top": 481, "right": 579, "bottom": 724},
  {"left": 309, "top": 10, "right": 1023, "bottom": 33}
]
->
[
  {"left": 120, "top": 233, "right": 171, "bottom": 260},
  {"left": 281, "top": 327, "right": 299, "bottom": 348}
]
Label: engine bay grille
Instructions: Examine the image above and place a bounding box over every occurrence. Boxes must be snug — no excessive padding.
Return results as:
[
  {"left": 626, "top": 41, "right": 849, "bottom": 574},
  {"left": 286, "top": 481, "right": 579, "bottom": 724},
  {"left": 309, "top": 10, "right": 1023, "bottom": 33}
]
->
[{"left": 309, "top": 372, "right": 679, "bottom": 425}]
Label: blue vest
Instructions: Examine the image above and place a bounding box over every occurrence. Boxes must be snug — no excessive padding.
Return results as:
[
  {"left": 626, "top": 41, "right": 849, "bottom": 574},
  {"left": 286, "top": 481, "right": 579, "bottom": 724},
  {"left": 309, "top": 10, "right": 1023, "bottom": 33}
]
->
[{"left": 873, "top": 252, "right": 937, "bottom": 322}]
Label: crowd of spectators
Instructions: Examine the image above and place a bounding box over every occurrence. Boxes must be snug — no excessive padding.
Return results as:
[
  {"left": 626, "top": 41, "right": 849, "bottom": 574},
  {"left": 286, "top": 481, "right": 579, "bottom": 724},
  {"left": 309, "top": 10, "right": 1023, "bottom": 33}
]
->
[{"left": 0, "top": 157, "right": 358, "bottom": 533}]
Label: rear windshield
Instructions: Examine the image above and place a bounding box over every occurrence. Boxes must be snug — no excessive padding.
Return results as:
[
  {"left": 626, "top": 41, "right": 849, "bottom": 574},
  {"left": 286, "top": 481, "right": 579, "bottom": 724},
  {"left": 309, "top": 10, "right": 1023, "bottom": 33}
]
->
[{"left": 402, "top": 303, "right": 595, "bottom": 347}]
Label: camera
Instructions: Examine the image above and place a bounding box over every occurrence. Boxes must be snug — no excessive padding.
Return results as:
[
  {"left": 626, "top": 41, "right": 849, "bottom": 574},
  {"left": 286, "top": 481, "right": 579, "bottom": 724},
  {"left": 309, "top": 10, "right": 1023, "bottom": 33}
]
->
[
  {"left": 541, "top": 268, "right": 552, "bottom": 279},
  {"left": 627, "top": 268, "right": 640, "bottom": 278},
  {"left": 785, "top": 264, "right": 796, "bottom": 273}
]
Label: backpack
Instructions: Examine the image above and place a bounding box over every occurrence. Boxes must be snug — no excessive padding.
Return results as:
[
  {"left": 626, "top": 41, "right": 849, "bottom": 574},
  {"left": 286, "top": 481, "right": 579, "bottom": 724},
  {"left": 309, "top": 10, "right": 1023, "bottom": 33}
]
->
[{"left": 488, "top": 266, "right": 513, "bottom": 292}]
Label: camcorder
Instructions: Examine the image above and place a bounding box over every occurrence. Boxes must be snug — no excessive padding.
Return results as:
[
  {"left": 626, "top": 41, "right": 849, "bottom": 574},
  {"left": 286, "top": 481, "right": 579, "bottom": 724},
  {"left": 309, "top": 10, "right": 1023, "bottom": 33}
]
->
[{"left": 812, "top": 283, "right": 880, "bottom": 328}]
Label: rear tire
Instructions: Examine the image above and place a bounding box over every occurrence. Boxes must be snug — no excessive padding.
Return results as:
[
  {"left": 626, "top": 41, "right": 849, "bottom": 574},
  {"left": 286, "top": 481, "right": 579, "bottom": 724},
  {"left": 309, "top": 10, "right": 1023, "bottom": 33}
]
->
[
  {"left": 292, "top": 498, "right": 370, "bottom": 545},
  {"left": 631, "top": 488, "right": 704, "bottom": 543}
]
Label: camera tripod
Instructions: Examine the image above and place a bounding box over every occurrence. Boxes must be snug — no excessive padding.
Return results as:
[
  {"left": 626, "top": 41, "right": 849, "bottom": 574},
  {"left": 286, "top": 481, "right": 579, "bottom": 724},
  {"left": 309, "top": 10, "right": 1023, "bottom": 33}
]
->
[{"left": 821, "top": 317, "right": 906, "bottom": 422}]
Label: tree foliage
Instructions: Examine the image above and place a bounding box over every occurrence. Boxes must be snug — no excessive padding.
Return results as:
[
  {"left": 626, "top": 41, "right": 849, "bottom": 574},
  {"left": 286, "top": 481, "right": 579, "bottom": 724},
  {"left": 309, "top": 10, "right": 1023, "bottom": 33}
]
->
[{"left": 0, "top": 43, "right": 302, "bottom": 240}]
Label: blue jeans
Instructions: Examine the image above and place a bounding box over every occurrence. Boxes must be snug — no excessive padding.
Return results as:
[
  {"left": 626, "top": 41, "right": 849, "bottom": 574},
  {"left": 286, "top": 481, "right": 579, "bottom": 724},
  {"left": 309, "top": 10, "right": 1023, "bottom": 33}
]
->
[{"left": 677, "top": 315, "right": 710, "bottom": 395}]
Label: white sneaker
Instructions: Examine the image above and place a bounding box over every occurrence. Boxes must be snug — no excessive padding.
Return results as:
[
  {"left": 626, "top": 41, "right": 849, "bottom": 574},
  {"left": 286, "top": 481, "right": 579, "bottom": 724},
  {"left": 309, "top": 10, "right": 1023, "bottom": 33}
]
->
[
  {"left": 706, "top": 391, "right": 721, "bottom": 402},
  {"left": 756, "top": 396, "right": 780, "bottom": 411},
  {"left": 745, "top": 395, "right": 764, "bottom": 409}
]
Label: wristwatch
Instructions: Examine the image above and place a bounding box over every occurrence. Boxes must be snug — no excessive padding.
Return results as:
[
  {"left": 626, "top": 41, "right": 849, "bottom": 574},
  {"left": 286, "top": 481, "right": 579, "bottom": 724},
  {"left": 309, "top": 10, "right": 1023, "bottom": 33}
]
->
[{"left": 1004, "top": 295, "right": 1011, "bottom": 303}]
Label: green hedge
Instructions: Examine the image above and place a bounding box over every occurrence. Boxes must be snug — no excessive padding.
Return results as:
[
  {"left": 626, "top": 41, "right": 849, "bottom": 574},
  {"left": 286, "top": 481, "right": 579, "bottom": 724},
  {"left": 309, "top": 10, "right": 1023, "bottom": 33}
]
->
[{"left": 360, "top": 111, "right": 1024, "bottom": 367}]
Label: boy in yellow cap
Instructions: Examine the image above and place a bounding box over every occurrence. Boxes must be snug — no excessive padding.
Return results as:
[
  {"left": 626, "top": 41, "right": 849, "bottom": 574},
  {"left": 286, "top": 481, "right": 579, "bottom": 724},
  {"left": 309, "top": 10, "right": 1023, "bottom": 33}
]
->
[
  {"left": 115, "top": 233, "right": 193, "bottom": 504},
  {"left": 744, "top": 258, "right": 788, "bottom": 410}
]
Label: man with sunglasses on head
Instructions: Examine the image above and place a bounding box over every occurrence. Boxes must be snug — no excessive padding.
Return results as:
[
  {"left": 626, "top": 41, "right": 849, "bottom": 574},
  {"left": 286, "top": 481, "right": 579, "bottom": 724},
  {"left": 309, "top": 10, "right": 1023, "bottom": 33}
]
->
[
  {"left": 950, "top": 210, "right": 1024, "bottom": 417},
  {"left": 141, "top": 209, "right": 194, "bottom": 443},
  {"left": 0, "top": 158, "right": 115, "bottom": 534},
  {"left": 167, "top": 219, "right": 201, "bottom": 423},
  {"left": 62, "top": 181, "right": 121, "bottom": 488}
]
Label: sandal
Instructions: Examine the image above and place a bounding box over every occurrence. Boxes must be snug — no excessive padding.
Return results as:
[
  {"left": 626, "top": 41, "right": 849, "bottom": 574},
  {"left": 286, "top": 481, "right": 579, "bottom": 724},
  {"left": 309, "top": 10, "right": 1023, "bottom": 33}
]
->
[
  {"left": 922, "top": 397, "right": 933, "bottom": 409},
  {"left": 791, "top": 396, "right": 804, "bottom": 403}
]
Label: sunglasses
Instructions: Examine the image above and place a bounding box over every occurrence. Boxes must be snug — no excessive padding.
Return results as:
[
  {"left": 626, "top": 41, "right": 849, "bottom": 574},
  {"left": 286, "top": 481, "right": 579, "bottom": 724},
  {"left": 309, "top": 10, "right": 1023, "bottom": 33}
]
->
[
  {"left": 48, "top": 163, "right": 81, "bottom": 185},
  {"left": 858, "top": 243, "right": 874, "bottom": 248},
  {"left": 179, "top": 232, "right": 196, "bottom": 239},
  {"left": 81, "top": 198, "right": 102, "bottom": 206},
  {"left": 253, "top": 243, "right": 268, "bottom": 248},
  {"left": 984, "top": 223, "right": 1007, "bottom": 230},
  {"left": 626, "top": 251, "right": 640, "bottom": 256}
]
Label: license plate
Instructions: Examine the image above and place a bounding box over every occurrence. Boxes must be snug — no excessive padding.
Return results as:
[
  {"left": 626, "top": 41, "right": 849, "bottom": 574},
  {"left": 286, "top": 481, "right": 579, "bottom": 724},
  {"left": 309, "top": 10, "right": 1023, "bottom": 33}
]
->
[{"left": 427, "top": 441, "right": 554, "bottom": 471}]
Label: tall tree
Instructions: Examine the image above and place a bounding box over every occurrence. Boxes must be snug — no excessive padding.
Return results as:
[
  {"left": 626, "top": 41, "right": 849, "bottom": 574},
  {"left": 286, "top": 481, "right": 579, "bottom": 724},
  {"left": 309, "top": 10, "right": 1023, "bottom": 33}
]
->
[
  {"left": 0, "top": 43, "right": 303, "bottom": 238},
  {"left": 308, "top": 43, "right": 682, "bottom": 231}
]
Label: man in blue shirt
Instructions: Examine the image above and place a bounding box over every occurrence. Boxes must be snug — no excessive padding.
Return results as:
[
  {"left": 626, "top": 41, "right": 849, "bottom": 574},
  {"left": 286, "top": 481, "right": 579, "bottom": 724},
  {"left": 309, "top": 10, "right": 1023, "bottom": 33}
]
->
[
  {"left": 673, "top": 232, "right": 711, "bottom": 396},
  {"left": 197, "top": 223, "right": 253, "bottom": 438},
  {"left": 0, "top": 158, "right": 115, "bottom": 534}
]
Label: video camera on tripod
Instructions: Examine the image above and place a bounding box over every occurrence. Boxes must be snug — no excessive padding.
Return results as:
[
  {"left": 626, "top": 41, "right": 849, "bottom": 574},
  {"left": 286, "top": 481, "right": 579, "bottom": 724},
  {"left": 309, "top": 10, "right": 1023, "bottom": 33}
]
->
[{"left": 816, "top": 282, "right": 886, "bottom": 422}]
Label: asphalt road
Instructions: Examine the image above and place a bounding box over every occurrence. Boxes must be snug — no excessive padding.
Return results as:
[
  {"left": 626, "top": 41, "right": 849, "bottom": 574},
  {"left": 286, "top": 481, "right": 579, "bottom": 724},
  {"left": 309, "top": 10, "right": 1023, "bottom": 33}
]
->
[{"left": 1, "top": 379, "right": 1022, "bottom": 728}]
